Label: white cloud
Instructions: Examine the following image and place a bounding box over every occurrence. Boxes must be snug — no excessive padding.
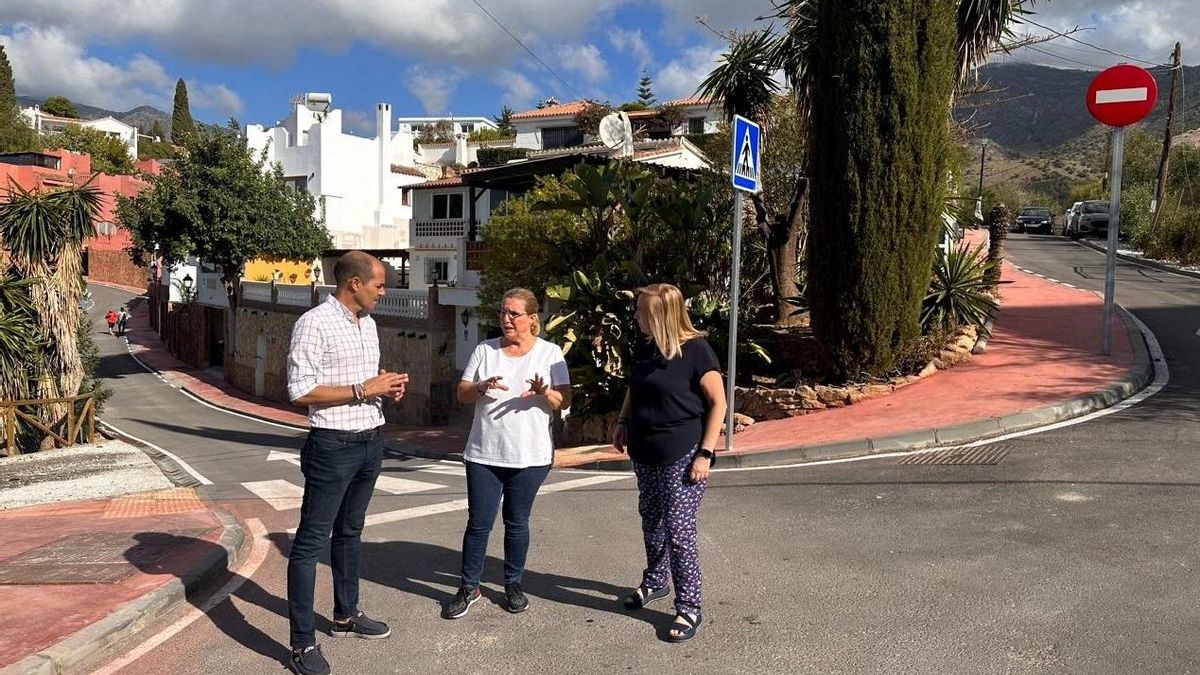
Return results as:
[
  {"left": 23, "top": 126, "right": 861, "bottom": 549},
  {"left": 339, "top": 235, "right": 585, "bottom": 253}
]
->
[
  {"left": 405, "top": 65, "right": 465, "bottom": 115},
  {"left": 0, "top": 0, "right": 626, "bottom": 69},
  {"left": 0, "top": 23, "right": 242, "bottom": 117},
  {"left": 608, "top": 27, "right": 652, "bottom": 68},
  {"left": 653, "top": 1, "right": 775, "bottom": 36},
  {"left": 655, "top": 45, "right": 723, "bottom": 101},
  {"left": 556, "top": 43, "right": 609, "bottom": 84},
  {"left": 496, "top": 70, "right": 538, "bottom": 108},
  {"left": 341, "top": 110, "right": 376, "bottom": 137}
]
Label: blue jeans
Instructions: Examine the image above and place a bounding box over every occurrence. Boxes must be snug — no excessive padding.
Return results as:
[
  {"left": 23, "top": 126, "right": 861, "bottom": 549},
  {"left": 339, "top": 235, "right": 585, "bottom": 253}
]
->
[
  {"left": 460, "top": 460, "right": 551, "bottom": 589},
  {"left": 287, "top": 427, "right": 383, "bottom": 648}
]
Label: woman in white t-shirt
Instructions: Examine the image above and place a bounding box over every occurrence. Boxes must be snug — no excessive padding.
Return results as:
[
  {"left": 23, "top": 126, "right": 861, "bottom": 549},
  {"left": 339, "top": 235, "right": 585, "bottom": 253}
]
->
[{"left": 441, "top": 288, "right": 571, "bottom": 620}]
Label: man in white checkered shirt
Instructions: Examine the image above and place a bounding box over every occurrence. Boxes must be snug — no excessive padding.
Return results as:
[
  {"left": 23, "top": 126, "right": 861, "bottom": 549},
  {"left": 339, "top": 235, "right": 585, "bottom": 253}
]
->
[{"left": 285, "top": 251, "right": 408, "bottom": 675}]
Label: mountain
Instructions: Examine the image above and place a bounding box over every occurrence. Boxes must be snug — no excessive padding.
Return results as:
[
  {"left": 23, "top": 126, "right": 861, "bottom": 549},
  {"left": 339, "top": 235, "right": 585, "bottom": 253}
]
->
[
  {"left": 16, "top": 96, "right": 171, "bottom": 137},
  {"left": 955, "top": 62, "right": 1200, "bottom": 156}
]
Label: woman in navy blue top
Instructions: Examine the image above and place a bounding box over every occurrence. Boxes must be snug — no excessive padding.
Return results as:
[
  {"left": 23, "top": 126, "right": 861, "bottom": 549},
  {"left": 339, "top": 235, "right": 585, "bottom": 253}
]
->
[{"left": 611, "top": 283, "right": 727, "bottom": 642}]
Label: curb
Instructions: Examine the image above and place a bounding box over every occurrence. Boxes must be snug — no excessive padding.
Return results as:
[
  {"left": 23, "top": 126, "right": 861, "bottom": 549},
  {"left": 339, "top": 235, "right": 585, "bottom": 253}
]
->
[
  {"left": 566, "top": 306, "right": 1154, "bottom": 471},
  {"left": 1074, "top": 238, "right": 1200, "bottom": 280},
  {"left": 0, "top": 507, "right": 248, "bottom": 675}
]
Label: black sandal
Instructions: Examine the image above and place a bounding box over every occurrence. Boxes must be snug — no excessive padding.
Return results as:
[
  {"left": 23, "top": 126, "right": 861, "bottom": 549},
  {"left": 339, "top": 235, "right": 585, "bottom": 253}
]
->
[
  {"left": 621, "top": 583, "right": 670, "bottom": 610},
  {"left": 665, "top": 611, "right": 702, "bottom": 643}
]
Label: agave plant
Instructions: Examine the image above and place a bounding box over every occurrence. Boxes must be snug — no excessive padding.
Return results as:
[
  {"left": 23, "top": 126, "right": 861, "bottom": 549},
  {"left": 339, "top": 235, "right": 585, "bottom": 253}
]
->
[{"left": 921, "top": 243, "right": 998, "bottom": 335}]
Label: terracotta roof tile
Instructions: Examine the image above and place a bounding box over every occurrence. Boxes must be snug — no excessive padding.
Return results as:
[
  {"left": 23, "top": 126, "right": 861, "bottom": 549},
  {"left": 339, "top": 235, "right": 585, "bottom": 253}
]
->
[
  {"left": 410, "top": 176, "right": 465, "bottom": 189},
  {"left": 390, "top": 164, "right": 427, "bottom": 178},
  {"left": 510, "top": 100, "right": 591, "bottom": 120},
  {"left": 661, "top": 96, "right": 722, "bottom": 108}
]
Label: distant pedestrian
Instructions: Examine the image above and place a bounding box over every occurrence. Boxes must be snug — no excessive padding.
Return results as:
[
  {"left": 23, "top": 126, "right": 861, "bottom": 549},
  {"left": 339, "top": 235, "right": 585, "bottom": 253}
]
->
[
  {"left": 611, "top": 283, "right": 726, "bottom": 643},
  {"left": 104, "top": 309, "right": 117, "bottom": 335},
  {"left": 441, "top": 287, "right": 571, "bottom": 620},
  {"left": 285, "top": 251, "right": 409, "bottom": 675},
  {"left": 116, "top": 306, "right": 129, "bottom": 336}
]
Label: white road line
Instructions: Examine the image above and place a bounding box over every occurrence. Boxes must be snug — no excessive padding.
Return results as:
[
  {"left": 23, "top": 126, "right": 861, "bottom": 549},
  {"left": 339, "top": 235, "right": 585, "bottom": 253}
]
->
[
  {"left": 97, "top": 420, "right": 213, "bottom": 486},
  {"left": 1047, "top": 278, "right": 1060, "bottom": 283},
  {"left": 90, "top": 518, "right": 270, "bottom": 675},
  {"left": 374, "top": 476, "right": 444, "bottom": 495},
  {"left": 266, "top": 449, "right": 302, "bottom": 466},
  {"left": 241, "top": 480, "right": 304, "bottom": 510},
  {"left": 1063, "top": 283, "right": 1077, "bottom": 288},
  {"left": 287, "top": 474, "right": 631, "bottom": 533},
  {"left": 405, "top": 462, "right": 467, "bottom": 476}
]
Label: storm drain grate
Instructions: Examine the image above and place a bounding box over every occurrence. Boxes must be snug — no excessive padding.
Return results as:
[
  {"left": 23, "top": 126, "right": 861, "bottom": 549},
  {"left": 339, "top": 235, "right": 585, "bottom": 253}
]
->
[{"left": 898, "top": 444, "right": 1009, "bottom": 466}]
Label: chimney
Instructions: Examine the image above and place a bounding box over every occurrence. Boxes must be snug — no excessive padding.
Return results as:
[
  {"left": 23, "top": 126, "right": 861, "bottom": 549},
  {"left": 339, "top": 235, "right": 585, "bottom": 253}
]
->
[
  {"left": 396, "top": 123, "right": 415, "bottom": 166},
  {"left": 377, "top": 103, "right": 391, "bottom": 207}
]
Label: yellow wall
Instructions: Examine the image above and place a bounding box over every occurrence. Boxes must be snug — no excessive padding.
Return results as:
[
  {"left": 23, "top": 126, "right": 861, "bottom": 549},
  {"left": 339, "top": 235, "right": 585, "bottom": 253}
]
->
[{"left": 243, "top": 259, "right": 316, "bottom": 283}]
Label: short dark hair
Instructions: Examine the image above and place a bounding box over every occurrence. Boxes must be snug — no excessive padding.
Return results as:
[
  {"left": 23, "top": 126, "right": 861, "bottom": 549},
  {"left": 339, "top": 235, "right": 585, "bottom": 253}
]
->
[{"left": 333, "top": 251, "right": 381, "bottom": 288}]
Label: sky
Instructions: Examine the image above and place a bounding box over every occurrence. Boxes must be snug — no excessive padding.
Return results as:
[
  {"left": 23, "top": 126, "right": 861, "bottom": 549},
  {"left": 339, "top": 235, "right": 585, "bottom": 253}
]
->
[{"left": 0, "top": 1, "right": 1195, "bottom": 136}]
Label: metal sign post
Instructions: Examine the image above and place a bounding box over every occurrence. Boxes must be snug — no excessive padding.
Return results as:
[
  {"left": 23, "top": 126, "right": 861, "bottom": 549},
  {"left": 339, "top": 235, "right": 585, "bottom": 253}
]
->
[
  {"left": 727, "top": 116, "right": 760, "bottom": 452},
  {"left": 1102, "top": 127, "right": 1124, "bottom": 355},
  {"left": 1086, "top": 64, "right": 1157, "bottom": 355}
]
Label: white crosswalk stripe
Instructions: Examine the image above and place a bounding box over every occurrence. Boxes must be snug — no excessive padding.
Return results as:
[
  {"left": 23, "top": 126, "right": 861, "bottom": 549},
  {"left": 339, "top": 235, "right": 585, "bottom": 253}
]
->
[
  {"left": 242, "top": 480, "right": 305, "bottom": 510},
  {"left": 374, "top": 475, "right": 444, "bottom": 495},
  {"left": 405, "top": 462, "right": 466, "bottom": 476}
]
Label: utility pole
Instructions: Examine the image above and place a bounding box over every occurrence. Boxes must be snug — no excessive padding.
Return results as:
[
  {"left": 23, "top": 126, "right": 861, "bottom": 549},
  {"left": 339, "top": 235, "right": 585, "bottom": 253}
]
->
[
  {"left": 1101, "top": 129, "right": 1113, "bottom": 193},
  {"left": 1152, "top": 42, "right": 1182, "bottom": 232},
  {"left": 975, "top": 138, "right": 988, "bottom": 223}
]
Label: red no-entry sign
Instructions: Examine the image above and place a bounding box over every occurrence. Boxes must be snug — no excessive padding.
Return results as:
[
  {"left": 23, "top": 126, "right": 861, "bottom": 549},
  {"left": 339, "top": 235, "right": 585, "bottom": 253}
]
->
[{"left": 1087, "top": 64, "right": 1158, "bottom": 127}]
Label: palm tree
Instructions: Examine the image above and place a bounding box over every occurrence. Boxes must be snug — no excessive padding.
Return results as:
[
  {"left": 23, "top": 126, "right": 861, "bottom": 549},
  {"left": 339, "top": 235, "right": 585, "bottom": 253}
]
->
[
  {"left": 697, "top": 0, "right": 1032, "bottom": 375},
  {"left": 0, "top": 179, "right": 102, "bottom": 435}
]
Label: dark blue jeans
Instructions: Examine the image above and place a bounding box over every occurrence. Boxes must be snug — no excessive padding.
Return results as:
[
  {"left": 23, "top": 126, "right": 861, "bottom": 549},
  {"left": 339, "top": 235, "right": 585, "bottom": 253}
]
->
[
  {"left": 460, "top": 460, "right": 551, "bottom": 589},
  {"left": 287, "top": 427, "right": 383, "bottom": 648}
]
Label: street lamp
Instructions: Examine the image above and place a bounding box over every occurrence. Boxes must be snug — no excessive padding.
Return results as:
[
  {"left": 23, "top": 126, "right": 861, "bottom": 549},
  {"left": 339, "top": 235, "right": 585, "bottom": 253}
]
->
[{"left": 975, "top": 138, "right": 988, "bottom": 226}]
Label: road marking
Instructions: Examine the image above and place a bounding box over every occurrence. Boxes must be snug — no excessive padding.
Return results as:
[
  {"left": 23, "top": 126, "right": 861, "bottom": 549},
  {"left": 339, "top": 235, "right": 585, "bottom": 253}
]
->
[
  {"left": 1063, "top": 283, "right": 1077, "bottom": 288},
  {"left": 406, "top": 462, "right": 467, "bottom": 476},
  {"left": 242, "top": 480, "right": 304, "bottom": 510},
  {"left": 287, "top": 474, "right": 631, "bottom": 533},
  {"left": 266, "top": 449, "right": 301, "bottom": 466},
  {"left": 1047, "top": 277, "right": 1060, "bottom": 283},
  {"left": 1095, "top": 86, "right": 1148, "bottom": 104},
  {"left": 374, "top": 475, "right": 444, "bottom": 495},
  {"left": 1195, "top": 327, "right": 1200, "bottom": 337},
  {"left": 90, "top": 518, "right": 270, "bottom": 675},
  {"left": 97, "top": 420, "right": 213, "bottom": 486}
]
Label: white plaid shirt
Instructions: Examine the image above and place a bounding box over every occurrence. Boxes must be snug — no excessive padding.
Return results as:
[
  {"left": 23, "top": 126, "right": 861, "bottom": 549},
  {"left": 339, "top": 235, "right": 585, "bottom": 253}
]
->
[{"left": 287, "top": 295, "right": 384, "bottom": 431}]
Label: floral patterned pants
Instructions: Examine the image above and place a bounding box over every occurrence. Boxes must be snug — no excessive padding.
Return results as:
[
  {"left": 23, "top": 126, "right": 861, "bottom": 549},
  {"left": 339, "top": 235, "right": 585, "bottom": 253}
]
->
[{"left": 634, "top": 452, "right": 707, "bottom": 615}]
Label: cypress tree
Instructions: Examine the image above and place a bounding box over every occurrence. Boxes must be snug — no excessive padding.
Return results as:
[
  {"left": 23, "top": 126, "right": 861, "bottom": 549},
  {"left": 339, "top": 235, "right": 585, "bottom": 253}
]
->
[
  {"left": 637, "top": 69, "right": 656, "bottom": 106},
  {"left": 171, "top": 78, "right": 196, "bottom": 143},
  {"left": 0, "top": 44, "right": 39, "bottom": 153},
  {"left": 806, "top": 0, "right": 958, "bottom": 378}
]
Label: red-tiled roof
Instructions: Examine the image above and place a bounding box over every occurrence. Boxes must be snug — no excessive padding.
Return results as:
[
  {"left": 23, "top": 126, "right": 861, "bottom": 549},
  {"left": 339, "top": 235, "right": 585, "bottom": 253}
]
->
[
  {"left": 510, "top": 100, "right": 591, "bottom": 120},
  {"left": 410, "top": 176, "right": 465, "bottom": 189},
  {"left": 661, "top": 96, "right": 722, "bottom": 108},
  {"left": 390, "top": 164, "right": 427, "bottom": 178}
]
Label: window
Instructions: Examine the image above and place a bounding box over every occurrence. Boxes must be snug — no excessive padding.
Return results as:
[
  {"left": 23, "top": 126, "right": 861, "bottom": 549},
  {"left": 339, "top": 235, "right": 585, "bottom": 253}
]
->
[
  {"left": 96, "top": 221, "right": 116, "bottom": 236},
  {"left": 284, "top": 176, "right": 309, "bottom": 193},
  {"left": 426, "top": 258, "right": 450, "bottom": 284},
  {"left": 541, "top": 126, "right": 584, "bottom": 149},
  {"left": 432, "top": 193, "right": 464, "bottom": 220},
  {"left": 688, "top": 117, "right": 706, "bottom": 135},
  {"left": 461, "top": 123, "right": 475, "bottom": 134}
]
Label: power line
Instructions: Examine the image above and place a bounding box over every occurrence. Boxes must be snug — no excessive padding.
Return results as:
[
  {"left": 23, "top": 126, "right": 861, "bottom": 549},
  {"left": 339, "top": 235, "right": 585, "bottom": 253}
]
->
[
  {"left": 468, "top": 0, "right": 584, "bottom": 101},
  {"left": 1023, "top": 44, "right": 1104, "bottom": 69},
  {"left": 1020, "top": 17, "right": 1169, "bottom": 68}
]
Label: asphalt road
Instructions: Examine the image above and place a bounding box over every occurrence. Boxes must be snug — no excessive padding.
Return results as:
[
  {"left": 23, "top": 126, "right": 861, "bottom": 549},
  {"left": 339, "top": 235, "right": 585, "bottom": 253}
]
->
[{"left": 84, "top": 238, "right": 1200, "bottom": 675}]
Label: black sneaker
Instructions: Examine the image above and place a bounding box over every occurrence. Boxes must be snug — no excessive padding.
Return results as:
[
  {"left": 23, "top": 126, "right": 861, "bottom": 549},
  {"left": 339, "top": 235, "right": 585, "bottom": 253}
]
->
[
  {"left": 330, "top": 610, "right": 391, "bottom": 639},
  {"left": 504, "top": 583, "right": 529, "bottom": 613},
  {"left": 289, "top": 644, "right": 331, "bottom": 675},
  {"left": 441, "top": 586, "right": 481, "bottom": 619}
]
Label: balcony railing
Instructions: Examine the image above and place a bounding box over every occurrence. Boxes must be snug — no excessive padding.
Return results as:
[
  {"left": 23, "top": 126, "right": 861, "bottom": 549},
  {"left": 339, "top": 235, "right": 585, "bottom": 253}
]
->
[
  {"left": 251, "top": 283, "right": 430, "bottom": 320},
  {"left": 413, "top": 219, "right": 467, "bottom": 238},
  {"left": 242, "top": 281, "right": 272, "bottom": 303}
]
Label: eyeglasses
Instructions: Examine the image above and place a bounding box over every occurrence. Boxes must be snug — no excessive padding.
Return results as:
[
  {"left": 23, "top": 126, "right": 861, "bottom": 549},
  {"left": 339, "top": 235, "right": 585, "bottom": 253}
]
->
[{"left": 499, "top": 310, "right": 529, "bottom": 320}]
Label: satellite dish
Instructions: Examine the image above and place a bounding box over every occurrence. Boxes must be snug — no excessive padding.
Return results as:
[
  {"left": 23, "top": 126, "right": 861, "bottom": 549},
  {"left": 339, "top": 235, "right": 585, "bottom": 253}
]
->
[{"left": 598, "top": 111, "right": 634, "bottom": 157}]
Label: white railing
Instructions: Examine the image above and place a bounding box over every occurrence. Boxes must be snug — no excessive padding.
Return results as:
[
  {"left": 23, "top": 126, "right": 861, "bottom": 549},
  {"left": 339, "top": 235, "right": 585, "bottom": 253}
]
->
[
  {"left": 242, "top": 281, "right": 272, "bottom": 303},
  {"left": 242, "top": 282, "right": 428, "bottom": 319},
  {"left": 413, "top": 219, "right": 467, "bottom": 238},
  {"left": 276, "top": 283, "right": 313, "bottom": 307},
  {"left": 196, "top": 277, "right": 229, "bottom": 308},
  {"left": 374, "top": 289, "right": 429, "bottom": 319}
]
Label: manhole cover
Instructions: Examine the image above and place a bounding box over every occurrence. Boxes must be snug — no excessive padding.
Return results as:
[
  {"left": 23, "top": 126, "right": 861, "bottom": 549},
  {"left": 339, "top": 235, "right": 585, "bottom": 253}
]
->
[
  {"left": 0, "top": 529, "right": 212, "bottom": 585},
  {"left": 898, "top": 444, "right": 1009, "bottom": 466}
]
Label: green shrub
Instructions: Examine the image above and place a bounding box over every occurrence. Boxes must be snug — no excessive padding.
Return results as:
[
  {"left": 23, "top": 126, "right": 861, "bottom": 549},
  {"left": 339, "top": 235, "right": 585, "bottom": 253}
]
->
[
  {"left": 476, "top": 146, "right": 529, "bottom": 167},
  {"left": 921, "top": 243, "right": 998, "bottom": 336}
]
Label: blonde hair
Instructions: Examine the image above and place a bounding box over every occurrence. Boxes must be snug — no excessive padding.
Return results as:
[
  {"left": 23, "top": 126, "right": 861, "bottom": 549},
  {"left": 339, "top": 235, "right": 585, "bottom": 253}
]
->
[
  {"left": 636, "top": 283, "right": 705, "bottom": 360},
  {"left": 502, "top": 287, "right": 541, "bottom": 336}
]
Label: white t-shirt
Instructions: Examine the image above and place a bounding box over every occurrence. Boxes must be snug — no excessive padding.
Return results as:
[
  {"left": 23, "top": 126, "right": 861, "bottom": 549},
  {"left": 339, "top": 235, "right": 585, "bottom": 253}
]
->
[{"left": 461, "top": 337, "right": 570, "bottom": 468}]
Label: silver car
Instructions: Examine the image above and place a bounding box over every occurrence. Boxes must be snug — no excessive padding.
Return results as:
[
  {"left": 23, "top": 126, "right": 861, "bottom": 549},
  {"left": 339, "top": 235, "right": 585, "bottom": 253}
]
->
[{"left": 1067, "top": 200, "right": 1110, "bottom": 238}]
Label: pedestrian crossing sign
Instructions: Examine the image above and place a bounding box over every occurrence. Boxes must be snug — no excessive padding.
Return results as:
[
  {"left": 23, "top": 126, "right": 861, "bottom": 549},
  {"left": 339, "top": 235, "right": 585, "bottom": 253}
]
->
[{"left": 731, "top": 115, "right": 761, "bottom": 193}]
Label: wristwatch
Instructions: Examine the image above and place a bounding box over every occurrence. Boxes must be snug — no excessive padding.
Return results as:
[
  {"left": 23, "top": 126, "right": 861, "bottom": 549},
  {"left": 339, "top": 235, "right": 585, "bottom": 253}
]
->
[
  {"left": 695, "top": 448, "right": 717, "bottom": 467},
  {"left": 352, "top": 382, "right": 365, "bottom": 402}
]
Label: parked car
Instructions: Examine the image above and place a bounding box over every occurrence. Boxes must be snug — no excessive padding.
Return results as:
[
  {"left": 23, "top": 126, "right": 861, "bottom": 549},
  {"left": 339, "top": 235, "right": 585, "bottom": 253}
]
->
[
  {"left": 1064, "top": 201, "right": 1083, "bottom": 234},
  {"left": 1015, "top": 206, "right": 1054, "bottom": 234},
  {"left": 1066, "top": 200, "right": 1110, "bottom": 238}
]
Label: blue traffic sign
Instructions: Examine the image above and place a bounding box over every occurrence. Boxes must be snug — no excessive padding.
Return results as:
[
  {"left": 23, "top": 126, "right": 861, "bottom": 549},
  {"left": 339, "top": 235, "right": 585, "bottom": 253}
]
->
[{"left": 731, "top": 115, "right": 761, "bottom": 193}]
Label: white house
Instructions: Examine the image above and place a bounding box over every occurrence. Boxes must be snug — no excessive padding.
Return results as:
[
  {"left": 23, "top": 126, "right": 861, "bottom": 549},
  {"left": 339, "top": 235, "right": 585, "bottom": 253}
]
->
[
  {"left": 245, "top": 93, "right": 429, "bottom": 251},
  {"left": 406, "top": 139, "right": 711, "bottom": 368},
  {"left": 660, "top": 97, "right": 725, "bottom": 135},
  {"left": 395, "top": 116, "right": 498, "bottom": 137},
  {"left": 510, "top": 97, "right": 724, "bottom": 152},
  {"left": 20, "top": 107, "right": 139, "bottom": 159}
]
